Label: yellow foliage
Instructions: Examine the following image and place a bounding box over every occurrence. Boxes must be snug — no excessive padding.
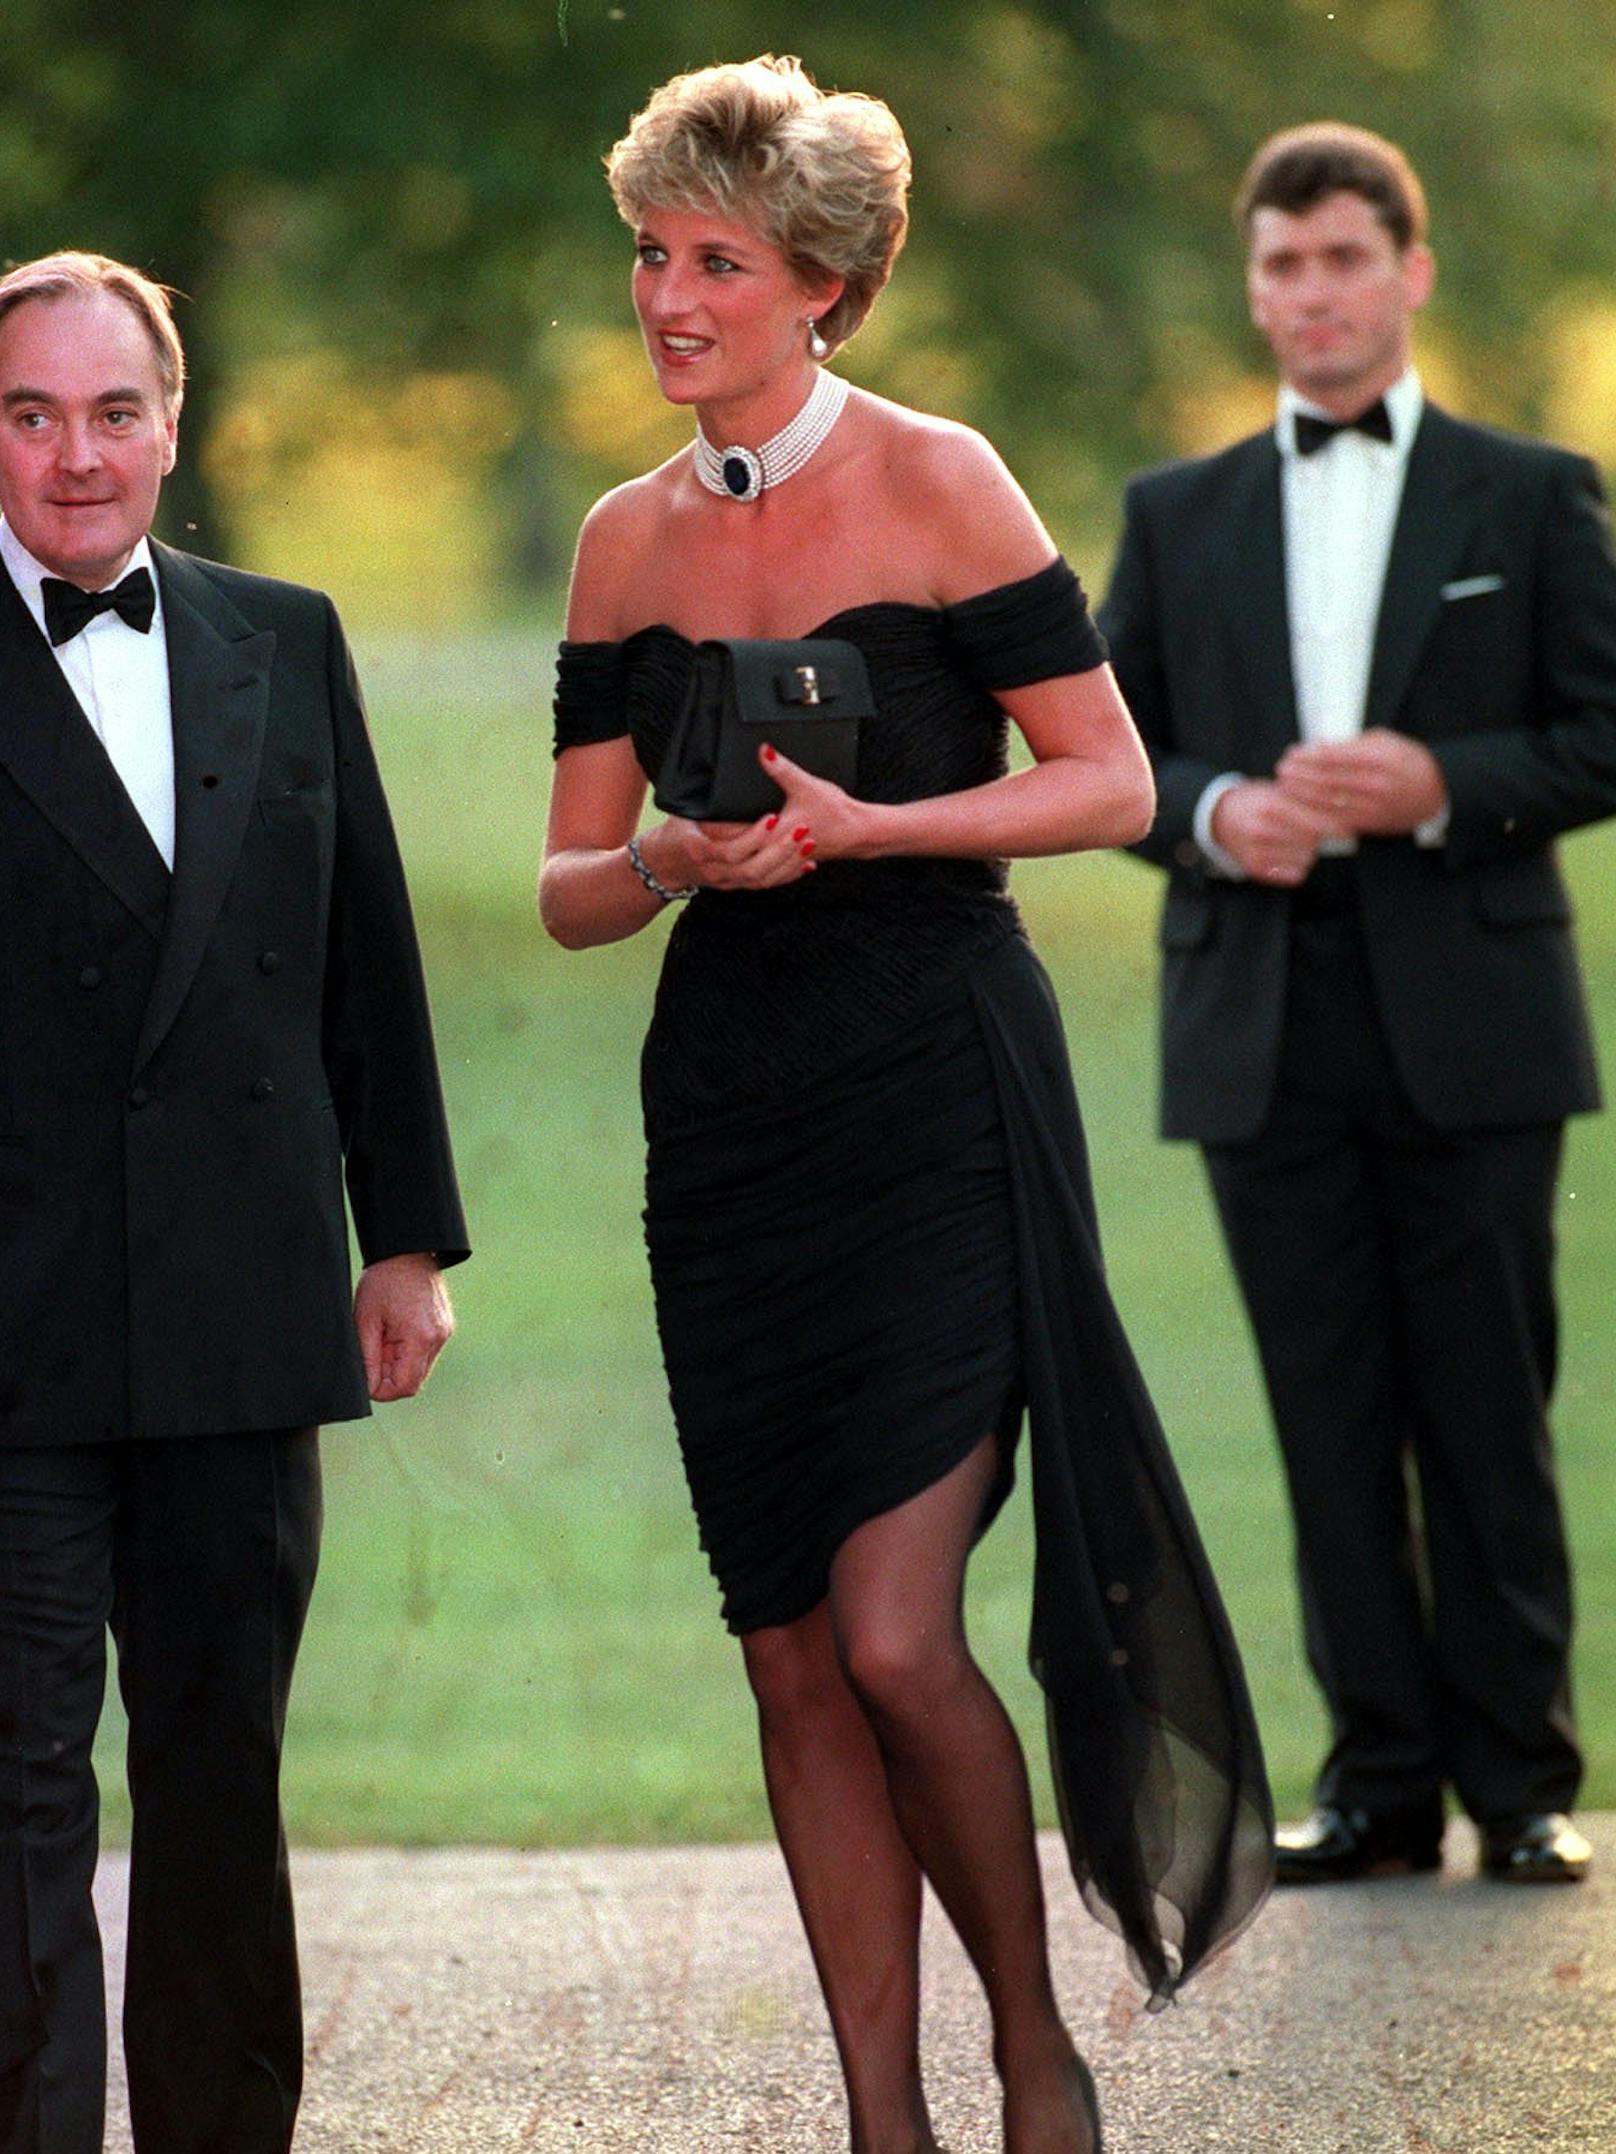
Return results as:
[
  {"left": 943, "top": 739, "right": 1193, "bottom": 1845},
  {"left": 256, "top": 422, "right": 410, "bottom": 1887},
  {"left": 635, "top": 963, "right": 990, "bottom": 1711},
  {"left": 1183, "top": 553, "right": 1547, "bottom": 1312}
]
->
[
  {"left": 551, "top": 324, "right": 688, "bottom": 476},
  {"left": 839, "top": 268, "right": 986, "bottom": 421},
  {"left": 1543, "top": 295, "right": 1616, "bottom": 466},
  {"left": 965, "top": 8, "right": 1090, "bottom": 154},
  {"left": 1407, "top": 323, "right": 1525, "bottom": 431},
  {"left": 202, "top": 357, "right": 519, "bottom": 628},
  {"left": 1147, "top": 328, "right": 1275, "bottom": 455},
  {"left": 1145, "top": 321, "right": 1537, "bottom": 459}
]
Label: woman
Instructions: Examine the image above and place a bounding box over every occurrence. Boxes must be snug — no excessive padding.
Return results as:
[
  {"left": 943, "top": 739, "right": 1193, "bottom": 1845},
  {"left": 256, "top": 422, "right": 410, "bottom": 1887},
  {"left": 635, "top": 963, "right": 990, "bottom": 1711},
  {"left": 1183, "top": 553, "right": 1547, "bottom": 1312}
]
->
[{"left": 541, "top": 55, "right": 1272, "bottom": 2154}]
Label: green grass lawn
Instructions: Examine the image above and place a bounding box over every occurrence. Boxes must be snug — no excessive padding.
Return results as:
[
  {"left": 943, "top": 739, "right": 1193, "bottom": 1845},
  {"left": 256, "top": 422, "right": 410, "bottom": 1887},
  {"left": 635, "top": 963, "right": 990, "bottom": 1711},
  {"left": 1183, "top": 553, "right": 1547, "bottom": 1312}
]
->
[{"left": 95, "top": 641, "right": 1616, "bottom": 1843}]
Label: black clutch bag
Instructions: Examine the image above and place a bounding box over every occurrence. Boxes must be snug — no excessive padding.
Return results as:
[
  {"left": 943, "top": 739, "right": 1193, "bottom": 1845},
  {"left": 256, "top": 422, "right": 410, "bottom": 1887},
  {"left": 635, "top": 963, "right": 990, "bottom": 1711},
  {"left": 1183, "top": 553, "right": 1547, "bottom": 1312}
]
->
[{"left": 652, "top": 636, "right": 872, "bottom": 822}]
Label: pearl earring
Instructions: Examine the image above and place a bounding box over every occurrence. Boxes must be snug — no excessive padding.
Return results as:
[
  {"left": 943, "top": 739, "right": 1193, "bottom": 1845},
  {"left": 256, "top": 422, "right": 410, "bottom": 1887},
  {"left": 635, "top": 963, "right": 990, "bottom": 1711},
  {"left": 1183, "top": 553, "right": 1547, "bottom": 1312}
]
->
[{"left": 807, "top": 319, "right": 829, "bottom": 361}]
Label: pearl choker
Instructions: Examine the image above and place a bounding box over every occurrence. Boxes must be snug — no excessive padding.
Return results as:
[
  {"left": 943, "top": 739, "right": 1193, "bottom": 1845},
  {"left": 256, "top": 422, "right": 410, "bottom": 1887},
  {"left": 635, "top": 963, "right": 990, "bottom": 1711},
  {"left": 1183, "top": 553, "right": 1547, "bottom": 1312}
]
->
[{"left": 694, "top": 369, "right": 850, "bottom": 503}]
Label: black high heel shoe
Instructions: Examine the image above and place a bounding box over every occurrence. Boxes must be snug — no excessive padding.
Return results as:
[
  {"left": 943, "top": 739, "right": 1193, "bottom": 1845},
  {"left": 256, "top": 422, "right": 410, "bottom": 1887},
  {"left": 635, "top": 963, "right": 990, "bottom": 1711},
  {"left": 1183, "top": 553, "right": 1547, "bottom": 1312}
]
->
[{"left": 1073, "top": 2052, "right": 1105, "bottom": 2153}]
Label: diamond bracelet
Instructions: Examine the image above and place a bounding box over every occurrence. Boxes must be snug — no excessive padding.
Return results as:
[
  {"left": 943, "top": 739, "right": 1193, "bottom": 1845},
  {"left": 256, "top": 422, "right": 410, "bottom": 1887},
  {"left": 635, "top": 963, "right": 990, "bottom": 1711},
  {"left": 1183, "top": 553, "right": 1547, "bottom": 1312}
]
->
[{"left": 627, "top": 834, "right": 694, "bottom": 904}]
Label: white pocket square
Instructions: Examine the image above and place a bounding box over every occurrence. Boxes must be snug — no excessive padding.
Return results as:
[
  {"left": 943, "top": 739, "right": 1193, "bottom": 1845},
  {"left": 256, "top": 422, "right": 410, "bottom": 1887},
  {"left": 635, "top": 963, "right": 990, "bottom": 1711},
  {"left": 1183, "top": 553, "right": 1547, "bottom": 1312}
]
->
[{"left": 1441, "top": 573, "right": 1505, "bottom": 601}]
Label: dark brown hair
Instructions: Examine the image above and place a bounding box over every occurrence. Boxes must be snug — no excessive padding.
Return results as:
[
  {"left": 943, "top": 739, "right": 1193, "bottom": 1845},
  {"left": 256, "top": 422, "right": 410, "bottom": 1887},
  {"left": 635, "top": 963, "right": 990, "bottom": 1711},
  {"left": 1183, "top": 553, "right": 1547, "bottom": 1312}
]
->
[{"left": 1236, "top": 123, "right": 1428, "bottom": 250}]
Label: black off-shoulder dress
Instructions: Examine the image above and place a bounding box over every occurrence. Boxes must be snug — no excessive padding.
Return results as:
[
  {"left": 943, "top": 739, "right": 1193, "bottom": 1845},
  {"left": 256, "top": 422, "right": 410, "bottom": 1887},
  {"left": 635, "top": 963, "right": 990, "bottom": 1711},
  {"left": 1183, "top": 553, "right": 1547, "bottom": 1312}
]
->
[{"left": 553, "top": 559, "right": 1272, "bottom": 2002}]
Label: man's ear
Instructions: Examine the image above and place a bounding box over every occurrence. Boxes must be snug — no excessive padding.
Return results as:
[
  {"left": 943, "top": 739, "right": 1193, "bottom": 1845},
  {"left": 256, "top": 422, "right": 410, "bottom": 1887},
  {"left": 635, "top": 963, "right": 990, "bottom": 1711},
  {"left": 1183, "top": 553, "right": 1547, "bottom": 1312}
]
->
[{"left": 1403, "top": 243, "right": 1436, "bottom": 315}]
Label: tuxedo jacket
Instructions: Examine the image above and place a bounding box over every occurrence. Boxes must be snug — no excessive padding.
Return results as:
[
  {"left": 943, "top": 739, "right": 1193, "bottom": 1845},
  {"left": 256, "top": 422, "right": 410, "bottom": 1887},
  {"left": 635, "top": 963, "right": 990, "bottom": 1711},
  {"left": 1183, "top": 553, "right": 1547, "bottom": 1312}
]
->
[
  {"left": 0, "top": 541, "right": 469, "bottom": 1446},
  {"left": 1099, "top": 405, "right": 1616, "bottom": 1145}
]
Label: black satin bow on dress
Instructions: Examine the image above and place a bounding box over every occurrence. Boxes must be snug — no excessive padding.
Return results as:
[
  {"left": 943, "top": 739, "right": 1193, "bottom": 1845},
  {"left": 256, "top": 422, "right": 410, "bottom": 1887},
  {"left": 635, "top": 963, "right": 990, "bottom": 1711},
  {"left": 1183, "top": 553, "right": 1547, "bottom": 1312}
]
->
[
  {"left": 42, "top": 565, "right": 156, "bottom": 646},
  {"left": 1292, "top": 399, "right": 1394, "bottom": 456}
]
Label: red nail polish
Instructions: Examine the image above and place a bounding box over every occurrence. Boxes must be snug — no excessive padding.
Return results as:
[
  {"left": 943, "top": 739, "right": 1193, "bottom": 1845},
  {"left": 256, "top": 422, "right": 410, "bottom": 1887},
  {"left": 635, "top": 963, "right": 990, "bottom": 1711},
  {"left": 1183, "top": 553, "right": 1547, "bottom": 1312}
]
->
[
  {"left": 762, "top": 744, "right": 777, "bottom": 763},
  {"left": 800, "top": 838, "right": 816, "bottom": 855},
  {"left": 792, "top": 825, "right": 809, "bottom": 841},
  {"left": 765, "top": 815, "right": 779, "bottom": 830},
  {"left": 802, "top": 858, "right": 817, "bottom": 872}
]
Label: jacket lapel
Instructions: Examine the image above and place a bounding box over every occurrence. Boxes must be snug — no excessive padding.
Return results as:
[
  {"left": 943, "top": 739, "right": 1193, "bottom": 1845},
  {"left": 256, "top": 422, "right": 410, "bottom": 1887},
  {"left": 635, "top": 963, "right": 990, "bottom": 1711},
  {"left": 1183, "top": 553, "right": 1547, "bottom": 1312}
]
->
[
  {"left": 134, "top": 544, "right": 275, "bottom": 1072},
  {"left": 1226, "top": 435, "right": 1301, "bottom": 762},
  {"left": 1365, "top": 405, "right": 1489, "bottom": 731},
  {"left": 0, "top": 559, "right": 170, "bottom": 936}
]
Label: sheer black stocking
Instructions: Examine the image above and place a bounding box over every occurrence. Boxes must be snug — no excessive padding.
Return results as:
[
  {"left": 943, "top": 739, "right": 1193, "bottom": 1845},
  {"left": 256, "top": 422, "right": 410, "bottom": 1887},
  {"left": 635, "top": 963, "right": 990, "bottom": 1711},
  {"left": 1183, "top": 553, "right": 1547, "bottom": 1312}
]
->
[
  {"left": 741, "top": 1439, "right": 1097, "bottom": 2154},
  {"left": 742, "top": 1601, "right": 936, "bottom": 2153}
]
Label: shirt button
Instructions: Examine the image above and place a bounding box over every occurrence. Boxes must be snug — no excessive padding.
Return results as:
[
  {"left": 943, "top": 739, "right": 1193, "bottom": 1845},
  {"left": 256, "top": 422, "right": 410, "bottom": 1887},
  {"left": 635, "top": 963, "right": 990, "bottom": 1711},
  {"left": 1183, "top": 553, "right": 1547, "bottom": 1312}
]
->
[
  {"left": 129, "top": 1086, "right": 150, "bottom": 1109},
  {"left": 258, "top": 950, "right": 281, "bottom": 975},
  {"left": 78, "top": 965, "right": 103, "bottom": 989},
  {"left": 250, "top": 1077, "right": 276, "bottom": 1102}
]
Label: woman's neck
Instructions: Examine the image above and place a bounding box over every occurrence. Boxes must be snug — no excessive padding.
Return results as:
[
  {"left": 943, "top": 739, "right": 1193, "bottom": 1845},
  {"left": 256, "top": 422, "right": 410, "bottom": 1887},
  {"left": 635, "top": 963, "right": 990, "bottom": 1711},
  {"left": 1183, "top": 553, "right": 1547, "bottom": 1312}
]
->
[{"left": 695, "top": 364, "right": 821, "bottom": 450}]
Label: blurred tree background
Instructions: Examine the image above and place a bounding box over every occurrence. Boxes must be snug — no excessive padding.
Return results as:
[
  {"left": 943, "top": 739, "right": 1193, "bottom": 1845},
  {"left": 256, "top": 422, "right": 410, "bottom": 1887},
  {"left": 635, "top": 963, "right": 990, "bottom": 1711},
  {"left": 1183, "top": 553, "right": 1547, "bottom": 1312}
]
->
[
  {"left": 4, "top": 0, "right": 1616, "bottom": 620},
  {"left": 8, "top": 2, "right": 1616, "bottom": 1844}
]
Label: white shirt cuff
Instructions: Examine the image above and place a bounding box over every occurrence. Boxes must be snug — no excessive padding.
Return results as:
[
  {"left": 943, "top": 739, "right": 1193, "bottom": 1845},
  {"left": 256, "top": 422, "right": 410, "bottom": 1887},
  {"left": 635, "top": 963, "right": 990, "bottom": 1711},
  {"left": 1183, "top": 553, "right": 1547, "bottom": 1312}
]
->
[
  {"left": 1414, "top": 801, "right": 1451, "bottom": 848},
  {"left": 1193, "top": 773, "right": 1248, "bottom": 878}
]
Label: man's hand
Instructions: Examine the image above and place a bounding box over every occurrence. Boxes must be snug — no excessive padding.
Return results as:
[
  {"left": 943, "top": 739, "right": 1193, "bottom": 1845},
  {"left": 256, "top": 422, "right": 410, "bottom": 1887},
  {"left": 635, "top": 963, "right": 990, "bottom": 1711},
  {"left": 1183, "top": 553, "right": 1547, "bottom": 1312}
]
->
[
  {"left": 1209, "top": 779, "right": 1343, "bottom": 885},
  {"left": 354, "top": 1253, "right": 455, "bottom": 1402},
  {"left": 1276, "top": 730, "right": 1448, "bottom": 835}
]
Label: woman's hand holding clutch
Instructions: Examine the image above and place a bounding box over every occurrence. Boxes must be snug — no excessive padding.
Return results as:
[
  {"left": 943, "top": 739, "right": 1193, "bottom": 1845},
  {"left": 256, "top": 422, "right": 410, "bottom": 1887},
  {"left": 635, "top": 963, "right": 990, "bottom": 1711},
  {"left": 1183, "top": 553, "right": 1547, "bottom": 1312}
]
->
[
  {"left": 650, "top": 783, "right": 825, "bottom": 891},
  {"left": 739, "top": 743, "right": 878, "bottom": 865},
  {"left": 653, "top": 739, "right": 888, "bottom": 889}
]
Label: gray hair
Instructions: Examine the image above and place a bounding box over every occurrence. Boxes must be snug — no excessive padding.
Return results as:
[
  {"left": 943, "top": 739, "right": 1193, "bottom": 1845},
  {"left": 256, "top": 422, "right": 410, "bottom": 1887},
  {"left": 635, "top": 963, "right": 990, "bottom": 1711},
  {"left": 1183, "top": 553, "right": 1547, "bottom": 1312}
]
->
[{"left": 0, "top": 251, "right": 186, "bottom": 414}]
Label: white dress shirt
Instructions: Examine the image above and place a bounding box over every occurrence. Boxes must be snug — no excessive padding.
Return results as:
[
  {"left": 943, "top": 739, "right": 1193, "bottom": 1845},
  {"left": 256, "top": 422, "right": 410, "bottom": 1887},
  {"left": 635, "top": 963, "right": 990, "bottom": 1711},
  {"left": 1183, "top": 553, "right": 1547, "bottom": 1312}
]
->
[
  {"left": 0, "top": 518, "right": 176, "bottom": 868},
  {"left": 1194, "top": 368, "right": 1444, "bottom": 872}
]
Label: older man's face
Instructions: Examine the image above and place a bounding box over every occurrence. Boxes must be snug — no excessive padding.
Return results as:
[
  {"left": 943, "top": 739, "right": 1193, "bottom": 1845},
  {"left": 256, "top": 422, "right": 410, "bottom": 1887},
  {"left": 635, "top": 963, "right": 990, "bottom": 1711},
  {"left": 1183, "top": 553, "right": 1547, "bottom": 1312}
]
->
[{"left": 0, "top": 289, "right": 176, "bottom": 588}]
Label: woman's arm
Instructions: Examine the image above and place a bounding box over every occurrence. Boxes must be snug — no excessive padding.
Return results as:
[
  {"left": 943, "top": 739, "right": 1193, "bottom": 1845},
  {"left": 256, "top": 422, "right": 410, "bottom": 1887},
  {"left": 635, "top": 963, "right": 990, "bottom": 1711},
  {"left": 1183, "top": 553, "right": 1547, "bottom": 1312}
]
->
[
  {"left": 539, "top": 494, "right": 668, "bottom": 949},
  {"left": 540, "top": 737, "right": 669, "bottom": 949},
  {"left": 540, "top": 740, "right": 825, "bottom": 947},
  {"left": 539, "top": 491, "right": 817, "bottom": 948},
  {"left": 759, "top": 662, "right": 1155, "bottom": 864},
  {"left": 765, "top": 419, "right": 1155, "bottom": 861}
]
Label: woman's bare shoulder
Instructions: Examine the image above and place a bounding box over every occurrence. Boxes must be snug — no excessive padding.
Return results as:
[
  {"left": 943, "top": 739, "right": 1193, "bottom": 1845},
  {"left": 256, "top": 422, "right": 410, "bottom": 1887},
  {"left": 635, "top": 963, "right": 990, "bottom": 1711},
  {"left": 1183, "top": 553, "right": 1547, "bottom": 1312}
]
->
[
  {"left": 852, "top": 393, "right": 1057, "bottom": 605},
  {"left": 565, "top": 456, "right": 689, "bottom": 640},
  {"left": 856, "top": 394, "right": 1003, "bottom": 486}
]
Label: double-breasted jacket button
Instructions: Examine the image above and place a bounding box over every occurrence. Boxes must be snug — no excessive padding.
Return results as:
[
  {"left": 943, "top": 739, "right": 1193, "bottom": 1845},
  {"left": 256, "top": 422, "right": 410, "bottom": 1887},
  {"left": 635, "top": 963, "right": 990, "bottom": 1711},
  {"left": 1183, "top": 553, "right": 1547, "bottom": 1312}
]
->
[
  {"left": 258, "top": 950, "right": 281, "bottom": 975},
  {"left": 250, "top": 1076, "right": 277, "bottom": 1102},
  {"left": 129, "top": 1086, "right": 151, "bottom": 1109},
  {"left": 78, "top": 965, "right": 103, "bottom": 990}
]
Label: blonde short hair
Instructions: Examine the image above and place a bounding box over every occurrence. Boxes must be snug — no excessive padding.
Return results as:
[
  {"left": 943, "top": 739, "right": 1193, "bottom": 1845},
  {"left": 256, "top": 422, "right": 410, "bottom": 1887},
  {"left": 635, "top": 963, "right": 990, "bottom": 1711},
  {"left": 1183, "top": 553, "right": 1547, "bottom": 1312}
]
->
[
  {"left": 606, "top": 55, "right": 911, "bottom": 354},
  {"left": 0, "top": 251, "right": 186, "bottom": 415}
]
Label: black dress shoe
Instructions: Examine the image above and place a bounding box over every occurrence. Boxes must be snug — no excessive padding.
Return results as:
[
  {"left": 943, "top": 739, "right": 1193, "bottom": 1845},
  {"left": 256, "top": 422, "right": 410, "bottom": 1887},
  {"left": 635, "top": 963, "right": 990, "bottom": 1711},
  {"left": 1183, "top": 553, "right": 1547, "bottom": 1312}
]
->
[
  {"left": 1479, "top": 1812, "right": 1591, "bottom": 1883},
  {"left": 1275, "top": 1803, "right": 1444, "bottom": 1884}
]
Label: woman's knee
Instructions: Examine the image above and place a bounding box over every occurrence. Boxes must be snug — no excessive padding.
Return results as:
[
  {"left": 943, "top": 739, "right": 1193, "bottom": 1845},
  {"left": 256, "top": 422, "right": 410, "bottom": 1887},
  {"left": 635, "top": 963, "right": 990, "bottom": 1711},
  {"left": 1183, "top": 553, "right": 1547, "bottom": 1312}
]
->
[
  {"left": 740, "top": 1610, "right": 845, "bottom": 1728},
  {"left": 835, "top": 1612, "right": 974, "bottom": 1735}
]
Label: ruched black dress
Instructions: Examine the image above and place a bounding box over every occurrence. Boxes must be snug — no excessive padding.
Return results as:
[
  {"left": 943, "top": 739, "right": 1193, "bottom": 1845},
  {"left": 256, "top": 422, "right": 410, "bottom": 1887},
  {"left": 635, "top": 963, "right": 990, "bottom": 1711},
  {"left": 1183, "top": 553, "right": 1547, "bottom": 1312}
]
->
[{"left": 553, "top": 559, "right": 1273, "bottom": 2002}]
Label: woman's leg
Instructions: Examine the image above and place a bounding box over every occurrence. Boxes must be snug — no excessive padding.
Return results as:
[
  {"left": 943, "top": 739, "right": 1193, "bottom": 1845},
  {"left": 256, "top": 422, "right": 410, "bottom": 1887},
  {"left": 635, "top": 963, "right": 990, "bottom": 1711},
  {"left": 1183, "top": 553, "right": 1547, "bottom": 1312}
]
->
[
  {"left": 741, "top": 1605, "right": 939, "bottom": 2154},
  {"left": 829, "top": 1439, "right": 1098, "bottom": 2154}
]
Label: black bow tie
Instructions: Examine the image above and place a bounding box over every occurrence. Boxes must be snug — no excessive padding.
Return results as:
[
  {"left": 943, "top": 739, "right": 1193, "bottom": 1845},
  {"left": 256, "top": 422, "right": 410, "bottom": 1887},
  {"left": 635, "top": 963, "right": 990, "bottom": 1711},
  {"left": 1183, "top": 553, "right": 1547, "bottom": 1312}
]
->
[
  {"left": 1292, "top": 401, "right": 1394, "bottom": 457},
  {"left": 42, "top": 565, "right": 156, "bottom": 647}
]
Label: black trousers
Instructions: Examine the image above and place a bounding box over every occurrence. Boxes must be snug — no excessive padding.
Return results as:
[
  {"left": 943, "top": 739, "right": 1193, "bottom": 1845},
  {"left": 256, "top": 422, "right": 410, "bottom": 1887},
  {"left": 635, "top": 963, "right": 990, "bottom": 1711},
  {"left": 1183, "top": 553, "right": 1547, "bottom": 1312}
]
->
[
  {"left": 0, "top": 1429, "right": 321, "bottom": 2154},
  {"left": 1204, "top": 908, "right": 1581, "bottom": 1825}
]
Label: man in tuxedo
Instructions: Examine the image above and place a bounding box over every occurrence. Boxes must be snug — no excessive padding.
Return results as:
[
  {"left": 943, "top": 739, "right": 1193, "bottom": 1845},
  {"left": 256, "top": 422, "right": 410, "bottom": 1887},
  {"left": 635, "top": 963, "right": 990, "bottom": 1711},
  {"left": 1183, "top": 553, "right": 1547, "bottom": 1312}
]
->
[
  {"left": 1099, "top": 125, "right": 1616, "bottom": 1886},
  {"left": 0, "top": 253, "right": 469, "bottom": 2152}
]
